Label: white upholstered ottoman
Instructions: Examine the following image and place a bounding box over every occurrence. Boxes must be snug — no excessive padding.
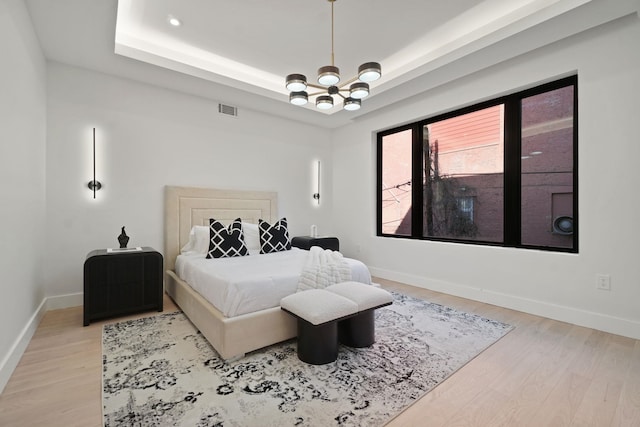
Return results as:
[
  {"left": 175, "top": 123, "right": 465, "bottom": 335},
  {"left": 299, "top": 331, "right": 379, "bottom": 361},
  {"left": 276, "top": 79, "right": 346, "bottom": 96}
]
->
[
  {"left": 281, "top": 289, "right": 358, "bottom": 365},
  {"left": 325, "top": 281, "right": 393, "bottom": 348}
]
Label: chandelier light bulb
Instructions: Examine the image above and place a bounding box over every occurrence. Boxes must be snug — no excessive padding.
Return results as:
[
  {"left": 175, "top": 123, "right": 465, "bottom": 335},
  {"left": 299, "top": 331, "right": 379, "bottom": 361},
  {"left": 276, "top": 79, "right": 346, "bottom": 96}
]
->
[
  {"left": 285, "top": 74, "right": 307, "bottom": 92},
  {"left": 289, "top": 91, "right": 308, "bottom": 106},
  {"left": 343, "top": 97, "right": 361, "bottom": 111},
  {"left": 350, "top": 82, "right": 369, "bottom": 99},
  {"left": 318, "top": 66, "right": 340, "bottom": 86},
  {"left": 316, "top": 95, "right": 334, "bottom": 110},
  {"left": 358, "top": 62, "right": 382, "bottom": 83}
]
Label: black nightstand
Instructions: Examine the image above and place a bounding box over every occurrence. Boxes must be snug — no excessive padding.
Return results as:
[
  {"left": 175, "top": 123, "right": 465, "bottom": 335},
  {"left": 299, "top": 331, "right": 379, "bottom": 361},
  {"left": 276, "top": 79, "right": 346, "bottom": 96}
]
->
[
  {"left": 83, "top": 247, "right": 163, "bottom": 326},
  {"left": 291, "top": 236, "right": 340, "bottom": 251}
]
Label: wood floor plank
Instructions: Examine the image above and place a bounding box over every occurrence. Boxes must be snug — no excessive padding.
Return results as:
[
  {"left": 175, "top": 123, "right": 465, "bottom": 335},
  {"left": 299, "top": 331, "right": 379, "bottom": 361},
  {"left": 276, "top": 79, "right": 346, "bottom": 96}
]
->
[
  {"left": 611, "top": 340, "right": 640, "bottom": 426},
  {"left": 442, "top": 388, "right": 512, "bottom": 427},
  {"left": 483, "top": 323, "right": 595, "bottom": 426},
  {"left": 1, "top": 281, "right": 639, "bottom": 427},
  {"left": 570, "top": 335, "right": 637, "bottom": 426},
  {"left": 395, "top": 320, "right": 542, "bottom": 426}
]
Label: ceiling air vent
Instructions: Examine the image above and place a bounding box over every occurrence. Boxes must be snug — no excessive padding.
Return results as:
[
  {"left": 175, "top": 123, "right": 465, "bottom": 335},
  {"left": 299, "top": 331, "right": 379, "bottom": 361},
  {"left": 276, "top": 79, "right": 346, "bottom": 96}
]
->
[{"left": 218, "top": 104, "right": 238, "bottom": 117}]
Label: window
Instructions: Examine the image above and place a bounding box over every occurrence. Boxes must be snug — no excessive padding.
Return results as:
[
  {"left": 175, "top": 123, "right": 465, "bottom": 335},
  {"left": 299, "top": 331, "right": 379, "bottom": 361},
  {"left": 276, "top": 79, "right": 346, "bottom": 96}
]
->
[
  {"left": 377, "top": 76, "right": 577, "bottom": 252},
  {"left": 456, "top": 197, "right": 474, "bottom": 223},
  {"left": 380, "top": 128, "right": 412, "bottom": 236}
]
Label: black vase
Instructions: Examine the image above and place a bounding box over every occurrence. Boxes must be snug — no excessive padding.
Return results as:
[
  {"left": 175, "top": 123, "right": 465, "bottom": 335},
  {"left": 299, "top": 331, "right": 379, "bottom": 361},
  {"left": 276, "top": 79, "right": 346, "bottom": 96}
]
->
[{"left": 118, "top": 226, "right": 129, "bottom": 248}]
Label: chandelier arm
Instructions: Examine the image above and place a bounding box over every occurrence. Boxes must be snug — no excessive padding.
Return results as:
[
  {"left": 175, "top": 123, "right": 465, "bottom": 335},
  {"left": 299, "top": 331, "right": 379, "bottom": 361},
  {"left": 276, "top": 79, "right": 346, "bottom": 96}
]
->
[
  {"left": 337, "top": 75, "right": 359, "bottom": 88},
  {"left": 307, "top": 90, "right": 327, "bottom": 97},
  {"left": 306, "top": 83, "right": 326, "bottom": 90}
]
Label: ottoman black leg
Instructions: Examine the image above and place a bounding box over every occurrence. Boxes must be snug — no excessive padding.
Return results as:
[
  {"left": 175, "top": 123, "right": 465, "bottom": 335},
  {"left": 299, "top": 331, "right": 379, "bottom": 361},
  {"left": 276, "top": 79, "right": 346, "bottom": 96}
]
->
[
  {"left": 297, "top": 319, "right": 339, "bottom": 365},
  {"left": 338, "top": 310, "right": 375, "bottom": 348}
]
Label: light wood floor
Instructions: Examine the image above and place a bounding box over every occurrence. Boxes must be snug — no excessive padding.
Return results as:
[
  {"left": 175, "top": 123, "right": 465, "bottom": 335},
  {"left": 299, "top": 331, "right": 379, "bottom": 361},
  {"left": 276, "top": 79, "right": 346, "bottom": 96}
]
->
[{"left": 0, "top": 279, "right": 638, "bottom": 426}]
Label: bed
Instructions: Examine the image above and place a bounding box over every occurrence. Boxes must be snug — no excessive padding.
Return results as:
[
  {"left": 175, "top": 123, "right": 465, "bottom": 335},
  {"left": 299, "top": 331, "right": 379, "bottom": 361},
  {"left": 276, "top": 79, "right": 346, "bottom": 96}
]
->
[{"left": 164, "top": 186, "right": 370, "bottom": 360}]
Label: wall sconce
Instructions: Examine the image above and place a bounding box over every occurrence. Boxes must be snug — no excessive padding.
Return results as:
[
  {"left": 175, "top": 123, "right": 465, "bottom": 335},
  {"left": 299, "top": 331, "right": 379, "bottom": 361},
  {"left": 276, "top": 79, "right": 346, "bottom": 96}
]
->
[
  {"left": 313, "top": 160, "right": 320, "bottom": 204},
  {"left": 87, "top": 127, "right": 102, "bottom": 198}
]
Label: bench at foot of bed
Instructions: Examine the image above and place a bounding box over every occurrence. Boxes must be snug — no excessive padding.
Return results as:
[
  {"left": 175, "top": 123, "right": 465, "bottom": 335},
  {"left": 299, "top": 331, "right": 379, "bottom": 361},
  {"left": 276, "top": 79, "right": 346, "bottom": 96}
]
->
[
  {"left": 280, "top": 282, "right": 393, "bottom": 365},
  {"left": 326, "top": 282, "right": 393, "bottom": 348}
]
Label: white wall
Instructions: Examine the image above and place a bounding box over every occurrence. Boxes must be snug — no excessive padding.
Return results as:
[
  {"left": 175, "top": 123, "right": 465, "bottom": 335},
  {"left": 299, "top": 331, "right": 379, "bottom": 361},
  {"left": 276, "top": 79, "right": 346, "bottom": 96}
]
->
[
  {"left": 332, "top": 14, "right": 640, "bottom": 339},
  {"left": 0, "top": 0, "right": 47, "bottom": 390},
  {"left": 45, "top": 63, "right": 333, "bottom": 298}
]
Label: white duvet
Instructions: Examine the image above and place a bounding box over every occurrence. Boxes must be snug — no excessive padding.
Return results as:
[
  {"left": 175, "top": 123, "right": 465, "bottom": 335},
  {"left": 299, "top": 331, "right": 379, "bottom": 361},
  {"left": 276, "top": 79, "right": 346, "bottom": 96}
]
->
[{"left": 175, "top": 247, "right": 371, "bottom": 318}]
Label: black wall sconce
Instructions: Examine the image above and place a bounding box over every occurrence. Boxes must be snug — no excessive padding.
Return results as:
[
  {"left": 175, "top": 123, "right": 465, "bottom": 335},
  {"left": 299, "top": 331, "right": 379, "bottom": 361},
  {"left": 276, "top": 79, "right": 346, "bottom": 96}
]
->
[
  {"left": 313, "top": 160, "right": 320, "bottom": 204},
  {"left": 87, "top": 127, "right": 102, "bottom": 198}
]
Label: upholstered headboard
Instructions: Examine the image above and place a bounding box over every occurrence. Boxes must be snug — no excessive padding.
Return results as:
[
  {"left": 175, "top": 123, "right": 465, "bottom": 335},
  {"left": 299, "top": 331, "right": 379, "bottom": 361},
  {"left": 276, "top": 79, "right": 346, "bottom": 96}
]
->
[{"left": 164, "top": 186, "right": 278, "bottom": 272}]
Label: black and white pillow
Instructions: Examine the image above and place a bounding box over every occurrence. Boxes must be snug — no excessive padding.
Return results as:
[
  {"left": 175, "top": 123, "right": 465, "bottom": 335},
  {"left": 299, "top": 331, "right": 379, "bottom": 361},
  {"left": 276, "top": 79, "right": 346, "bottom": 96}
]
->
[
  {"left": 259, "top": 218, "right": 291, "bottom": 254},
  {"left": 206, "top": 218, "right": 249, "bottom": 259}
]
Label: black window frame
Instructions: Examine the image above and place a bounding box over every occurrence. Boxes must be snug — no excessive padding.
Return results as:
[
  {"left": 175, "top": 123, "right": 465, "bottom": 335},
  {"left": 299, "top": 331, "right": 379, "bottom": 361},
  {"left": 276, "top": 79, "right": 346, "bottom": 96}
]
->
[{"left": 376, "top": 75, "right": 578, "bottom": 253}]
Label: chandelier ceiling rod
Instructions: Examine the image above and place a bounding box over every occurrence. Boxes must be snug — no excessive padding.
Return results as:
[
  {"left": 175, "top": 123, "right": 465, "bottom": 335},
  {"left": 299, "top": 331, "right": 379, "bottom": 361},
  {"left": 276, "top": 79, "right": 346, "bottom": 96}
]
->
[
  {"left": 330, "top": 0, "right": 335, "bottom": 67},
  {"left": 285, "top": 0, "right": 381, "bottom": 111}
]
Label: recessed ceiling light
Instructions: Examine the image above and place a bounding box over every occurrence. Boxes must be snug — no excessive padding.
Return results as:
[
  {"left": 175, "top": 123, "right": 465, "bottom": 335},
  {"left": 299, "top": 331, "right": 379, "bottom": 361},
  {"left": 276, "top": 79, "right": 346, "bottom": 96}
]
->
[{"left": 168, "top": 16, "right": 181, "bottom": 27}]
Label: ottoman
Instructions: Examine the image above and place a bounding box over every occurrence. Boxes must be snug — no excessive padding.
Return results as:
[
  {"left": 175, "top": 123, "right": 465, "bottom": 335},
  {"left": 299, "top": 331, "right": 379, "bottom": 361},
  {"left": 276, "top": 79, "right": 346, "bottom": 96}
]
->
[
  {"left": 281, "top": 289, "right": 358, "bottom": 364},
  {"left": 325, "top": 281, "right": 393, "bottom": 348}
]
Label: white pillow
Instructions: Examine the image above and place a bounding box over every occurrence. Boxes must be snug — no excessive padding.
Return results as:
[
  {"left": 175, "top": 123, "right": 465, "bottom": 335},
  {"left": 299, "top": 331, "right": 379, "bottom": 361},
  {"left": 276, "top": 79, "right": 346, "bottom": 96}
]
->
[
  {"left": 180, "top": 225, "right": 210, "bottom": 254},
  {"left": 181, "top": 222, "right": 262, "bottom": 254},
  {"left": 242, "top": 222, "right": 260, "bottom": 252}
]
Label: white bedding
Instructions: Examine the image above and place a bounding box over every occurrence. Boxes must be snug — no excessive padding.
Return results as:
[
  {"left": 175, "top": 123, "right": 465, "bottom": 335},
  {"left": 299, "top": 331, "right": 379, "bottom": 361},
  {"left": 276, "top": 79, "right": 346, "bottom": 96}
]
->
[
  {"left": 175, "top": 247, "right": 371, "bottom": 318},
  {"left": 297, "top": 246, "right": 353, "bottom": 291}
]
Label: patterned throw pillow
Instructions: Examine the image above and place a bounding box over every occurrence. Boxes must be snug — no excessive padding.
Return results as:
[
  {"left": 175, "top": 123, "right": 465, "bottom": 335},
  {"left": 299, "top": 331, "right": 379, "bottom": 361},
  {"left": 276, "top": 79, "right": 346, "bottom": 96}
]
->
[
  {"left": 206, "top": 218, "right": 249, "bottom": 259},
  {"left": 259, "top": 218, "right": 291, "bottom": 254}
]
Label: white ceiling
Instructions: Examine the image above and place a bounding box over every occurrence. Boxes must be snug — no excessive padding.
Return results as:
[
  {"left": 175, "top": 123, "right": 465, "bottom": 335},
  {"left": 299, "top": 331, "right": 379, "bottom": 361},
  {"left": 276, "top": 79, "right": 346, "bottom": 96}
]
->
[{"left": 24, "top": 0, "right": 636, "bottom": 128}]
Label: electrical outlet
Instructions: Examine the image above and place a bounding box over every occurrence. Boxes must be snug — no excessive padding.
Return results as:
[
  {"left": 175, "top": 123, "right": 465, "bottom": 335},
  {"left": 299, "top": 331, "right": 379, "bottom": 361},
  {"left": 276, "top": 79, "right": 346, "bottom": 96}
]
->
[{"left": 596, "top": 274, "right": 611, "bottom": 291}]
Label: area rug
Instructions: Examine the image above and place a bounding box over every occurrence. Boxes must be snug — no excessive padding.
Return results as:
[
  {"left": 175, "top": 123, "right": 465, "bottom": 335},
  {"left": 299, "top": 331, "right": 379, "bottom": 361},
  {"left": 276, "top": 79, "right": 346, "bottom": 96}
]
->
[{"left": 102, "top": 292, "right": 513, "bottom": 426}]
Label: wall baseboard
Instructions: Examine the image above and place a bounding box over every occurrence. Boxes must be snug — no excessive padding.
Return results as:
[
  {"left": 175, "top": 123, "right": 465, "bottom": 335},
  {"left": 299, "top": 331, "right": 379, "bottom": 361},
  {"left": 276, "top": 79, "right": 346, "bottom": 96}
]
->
[
  {"left": 0, "top": 293, "right": 82, "bottom": 394},
  {"left": 46, "top": 292, "right": 83, "bottom": 311},
  {"left": 0, "top": 298, "right": 47, "bottom": 394},
  {"left": 370, "top": 267, "right": 640, "bottom": 340}
]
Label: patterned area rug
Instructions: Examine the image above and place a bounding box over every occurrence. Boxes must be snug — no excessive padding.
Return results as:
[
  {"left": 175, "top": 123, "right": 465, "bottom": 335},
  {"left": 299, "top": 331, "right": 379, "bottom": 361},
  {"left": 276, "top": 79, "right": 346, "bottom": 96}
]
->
[{"left": 102, "top": 292, "right": 513, "bottom": 426}]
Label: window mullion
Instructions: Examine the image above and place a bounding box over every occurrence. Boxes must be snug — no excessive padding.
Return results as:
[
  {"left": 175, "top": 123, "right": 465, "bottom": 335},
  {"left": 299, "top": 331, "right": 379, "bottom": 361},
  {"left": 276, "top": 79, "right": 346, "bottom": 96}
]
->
[
  {"left": 412, "top": 124, "right": 423, "bottom": 238},
  {"left": 503, "top": 97, "right": 521, "bottom": 246},
  {"left": 376, "top": 132, "right": 383, "bottom": 236}
]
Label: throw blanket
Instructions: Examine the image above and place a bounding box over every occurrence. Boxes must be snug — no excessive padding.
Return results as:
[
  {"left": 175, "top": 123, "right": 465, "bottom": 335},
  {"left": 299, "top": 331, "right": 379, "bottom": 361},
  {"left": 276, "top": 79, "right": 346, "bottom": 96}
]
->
[{"left": 297, "top": 246, "right": 352, "bottom": 291}]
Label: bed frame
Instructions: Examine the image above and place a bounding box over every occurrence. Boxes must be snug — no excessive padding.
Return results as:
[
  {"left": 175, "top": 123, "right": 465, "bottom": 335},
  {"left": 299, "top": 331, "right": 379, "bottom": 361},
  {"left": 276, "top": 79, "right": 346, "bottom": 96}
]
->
[{"left": 164, "top": 186, "right": 296, "bottom": 360}]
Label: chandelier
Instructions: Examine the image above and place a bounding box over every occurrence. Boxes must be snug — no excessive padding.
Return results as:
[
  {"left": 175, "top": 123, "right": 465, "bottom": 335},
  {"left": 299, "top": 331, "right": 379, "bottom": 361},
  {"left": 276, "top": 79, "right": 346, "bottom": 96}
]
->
[{"left": 285, "top": 0, "right": 381, "bottom": 111}]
